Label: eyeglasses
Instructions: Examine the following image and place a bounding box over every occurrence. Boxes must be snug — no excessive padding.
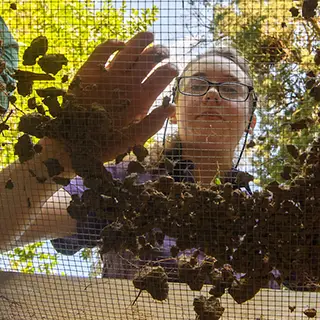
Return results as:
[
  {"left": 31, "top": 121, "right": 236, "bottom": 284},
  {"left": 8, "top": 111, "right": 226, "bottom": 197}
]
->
[{"left": 176, "top": 76, "right": 254, "bottom": 102}]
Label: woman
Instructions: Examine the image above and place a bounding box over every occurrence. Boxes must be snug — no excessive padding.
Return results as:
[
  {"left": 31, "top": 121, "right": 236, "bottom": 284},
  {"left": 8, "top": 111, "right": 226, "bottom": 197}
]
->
[
  {"left": 48, "top": 43, "right": 257, "bottom": 283},
  {"left": 152, "top": 47, "right": 257, "bottom": 187}
]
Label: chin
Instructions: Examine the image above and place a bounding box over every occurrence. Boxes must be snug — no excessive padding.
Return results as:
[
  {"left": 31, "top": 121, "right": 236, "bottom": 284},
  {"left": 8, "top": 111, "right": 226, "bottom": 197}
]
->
[
  {"left": 192, "top": 138, "right": 228, "bottom": 148},
  {"left": 208, "top": 134, "right": 238, "bottom": 145}
]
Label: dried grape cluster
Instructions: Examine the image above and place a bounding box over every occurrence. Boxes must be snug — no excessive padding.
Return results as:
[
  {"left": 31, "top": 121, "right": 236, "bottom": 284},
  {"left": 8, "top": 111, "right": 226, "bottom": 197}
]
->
[
  {"left": 132, "top": 266, "right": 169, "bottom": 301},
  {"left": 193, "top": 295, "right": 225, "bottom": 320},
  {"left": 59, "top": 136, "right": 319, "bottom": 310}
]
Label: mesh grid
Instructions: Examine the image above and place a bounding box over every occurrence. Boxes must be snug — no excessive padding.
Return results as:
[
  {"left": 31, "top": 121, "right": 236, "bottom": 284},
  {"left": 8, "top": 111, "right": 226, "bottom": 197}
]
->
[{"left": 0, "top": 0, "right": 320, "bottom": 319}]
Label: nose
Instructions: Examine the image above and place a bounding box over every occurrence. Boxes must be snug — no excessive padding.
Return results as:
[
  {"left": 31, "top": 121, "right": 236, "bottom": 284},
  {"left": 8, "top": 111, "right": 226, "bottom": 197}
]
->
[{"left": 202, "top": 86, "right": 220, "bottom": 103}]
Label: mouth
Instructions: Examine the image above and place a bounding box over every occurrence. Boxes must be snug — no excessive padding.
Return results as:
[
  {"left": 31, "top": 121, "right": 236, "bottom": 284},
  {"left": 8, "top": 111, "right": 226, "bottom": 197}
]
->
[{"left": 195, "top": 111, "right": 224, "bottom": 121}]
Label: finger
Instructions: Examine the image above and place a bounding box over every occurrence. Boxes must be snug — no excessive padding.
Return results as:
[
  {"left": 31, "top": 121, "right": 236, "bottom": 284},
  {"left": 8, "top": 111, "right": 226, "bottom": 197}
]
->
[
  {"left": 103, "top": 103, "right": 175, "bottom": 161},
  {"left": 129, "top": 44, "right": 170, "bottom": 83},
  {"left": 140, "top": 62, "right": 179, "bottom": 109},
  {"left": 120, "top": 103, "right": 176, "bottom": 146},
  {"left": 109, "top": 32, "right": 154, "bottom": 72},
  {"left": 77, "top": 39, "right": 125, "bottom": 77},
  {"left": 109, "top": 63, "right": 178, "bottom": 126}
]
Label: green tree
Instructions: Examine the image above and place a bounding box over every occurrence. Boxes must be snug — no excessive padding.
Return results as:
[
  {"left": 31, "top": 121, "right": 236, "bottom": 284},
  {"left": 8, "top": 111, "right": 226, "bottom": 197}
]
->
[
  {"left": 80, "top": 247, "right": 102, "bottom": 278},
  {"left": 1, "top": 242, "right": 58, "bottom": 275},
  {"left": 191, "top": 0, "right": 320, "bottom": 186},
  {"left": 0, "top": 0, "right": 158, "bottom": 166},
  {"left": 0, "top": 0, "right": 158, "bottom": 275}
]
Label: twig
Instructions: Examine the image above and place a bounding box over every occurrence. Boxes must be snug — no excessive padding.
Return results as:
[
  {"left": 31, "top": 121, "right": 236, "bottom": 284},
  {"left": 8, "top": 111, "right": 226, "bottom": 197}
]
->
[
  {"left": 2, "top": 109, "right": 13, "bottom": 122},
  {"left": 0, "top": 109, "right": 13, "bottom": 134},
  {"left": 131, "top": 289, "right": 143, "bottom": 306},
  {"left": 117, "top": 253, "right": 140, "bottom": 269},
  {"left": 11, "top": 102, "right": 26, "bottom": 115}
]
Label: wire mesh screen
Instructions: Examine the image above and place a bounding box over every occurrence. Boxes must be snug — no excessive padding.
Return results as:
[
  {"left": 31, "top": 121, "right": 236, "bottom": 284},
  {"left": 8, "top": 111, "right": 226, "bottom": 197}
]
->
[{"left": 0, "top": 0, "right": 320, "bottom": 319}]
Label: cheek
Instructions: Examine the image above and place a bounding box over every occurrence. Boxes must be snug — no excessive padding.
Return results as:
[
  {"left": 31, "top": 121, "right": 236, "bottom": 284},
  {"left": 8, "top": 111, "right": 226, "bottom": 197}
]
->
[
  {"left": 175, "top": 96, "right": 201, "bottom": 121},
  {"left": 176, "top": 98, "right": 249, "bottom": 135},
  {"left": 224, "top": 102, "right": 248, "bottom": 130}
]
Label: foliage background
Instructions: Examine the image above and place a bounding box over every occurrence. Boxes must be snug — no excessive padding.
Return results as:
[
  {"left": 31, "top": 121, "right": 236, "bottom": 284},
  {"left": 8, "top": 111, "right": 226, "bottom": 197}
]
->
[
  {"left": 206, "top": 0, "right": 320, "bottom": 186},
  {"left": 0, "top": 0, "right": 158, "bottom": 166}
]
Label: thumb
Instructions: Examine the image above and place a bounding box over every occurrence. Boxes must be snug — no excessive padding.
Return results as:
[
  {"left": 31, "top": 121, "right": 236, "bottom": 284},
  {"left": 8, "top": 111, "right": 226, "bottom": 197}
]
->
[
  {"left": 105, "top": 100, "right": 176, "bottom": 161},
  {"left": 121, "top": 100, "right": 176, "bottom": 145}
]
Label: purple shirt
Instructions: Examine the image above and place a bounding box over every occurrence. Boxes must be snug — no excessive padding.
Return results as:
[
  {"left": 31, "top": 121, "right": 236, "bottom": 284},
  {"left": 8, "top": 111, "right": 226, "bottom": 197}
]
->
[{"left": 64, "top": 162, "right": 155, "bottom": 196}]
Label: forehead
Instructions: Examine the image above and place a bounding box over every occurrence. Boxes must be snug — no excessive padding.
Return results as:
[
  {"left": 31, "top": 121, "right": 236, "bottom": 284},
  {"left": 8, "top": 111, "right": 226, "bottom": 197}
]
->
[{"left": 183, "top": 55, "right": 249, "bottom": 84}]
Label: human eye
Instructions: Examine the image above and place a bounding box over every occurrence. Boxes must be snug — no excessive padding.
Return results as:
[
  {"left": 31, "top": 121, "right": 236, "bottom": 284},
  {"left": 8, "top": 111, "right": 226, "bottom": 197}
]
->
[
  {"left": 221, "top": 83, "right": 241, "bottom": 93},
  {"left": 220, "top": 83, "right": 246, "bottom": 99},
  {"left": 189, "top": 78, "right": 207, "bottom": 93}
]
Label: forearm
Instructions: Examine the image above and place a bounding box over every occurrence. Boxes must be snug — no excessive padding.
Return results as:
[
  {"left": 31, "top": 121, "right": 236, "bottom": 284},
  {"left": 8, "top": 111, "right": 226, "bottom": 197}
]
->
[
  {"left": 0, "top": 137, "right": 76, "bottom": 251},
  {"left": 16, "top": 191, "right": 77, "bottom": 247}
]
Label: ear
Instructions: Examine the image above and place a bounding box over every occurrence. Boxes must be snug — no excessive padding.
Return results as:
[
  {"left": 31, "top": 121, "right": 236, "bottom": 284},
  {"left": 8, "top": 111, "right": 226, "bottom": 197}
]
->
[
  {"left": 247, "top": 114, "right": 256, "bottom": 134},
  {"left": 169, "top": 112, "right": 177, "bottom": 124}
]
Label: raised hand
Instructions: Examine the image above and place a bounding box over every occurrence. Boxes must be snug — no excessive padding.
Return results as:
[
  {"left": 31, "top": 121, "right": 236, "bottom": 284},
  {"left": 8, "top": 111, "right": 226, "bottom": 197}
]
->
[
  {"left": 70, "top": 32, "right": 178, "bottom": 130},
  {"left": 58, "top": 31, "right": 178, "bottom": 163}
]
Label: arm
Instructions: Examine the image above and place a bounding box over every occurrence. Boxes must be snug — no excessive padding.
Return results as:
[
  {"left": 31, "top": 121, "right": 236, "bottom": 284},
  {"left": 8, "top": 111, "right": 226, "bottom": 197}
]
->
[
  {"left": 0, "top": 137, "right": 76, "bottom": 252},
  {"left": 16, "top": 188, "right": 76, "bottom": 246},
  {"left": 0, "top": 32, "right": 177, "bottom": 253}
]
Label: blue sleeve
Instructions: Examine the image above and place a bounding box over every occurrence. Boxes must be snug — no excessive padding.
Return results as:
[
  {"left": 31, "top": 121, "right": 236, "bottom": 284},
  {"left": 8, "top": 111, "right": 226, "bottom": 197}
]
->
[
  {"left": 63, "top": 175, "right": 87, "bottom": 197},
  {"left": 0, "top": 17, "right": 18, "bottom": 114}
]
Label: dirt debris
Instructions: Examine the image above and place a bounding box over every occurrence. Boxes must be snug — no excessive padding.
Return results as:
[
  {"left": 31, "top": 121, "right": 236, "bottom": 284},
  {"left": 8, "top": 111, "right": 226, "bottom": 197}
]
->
[
  {"left": 302, "top": 0, "right": 318, "bottom": 18},
  {"left": 193, "top": 295, "right": 225, "bottom": 320},
  {"left": 42, "top": 158, "right": 64, "bottom": 177},
  {"left": 5, "top": 178, "right": 14, "bottom": 189},
  {"left": 133, "top": 266, "right": 169, "bottom": 301},
  {"left": 27, "top": 97, "right": 37, "bottom": 110},
  {"left": 178, "top": 257, "right": 206, "bottom": 291},
  {"left": 18, "top": 112, "right": 50, "bottom": 138},
  {"left": 61, "top": 75, "right": 69, "bottom": 83},
  {"left": 127, "top": 161, "right": 145, "bottom": 174},
  {"left": 13, "top": 70, "right": 55, "bottom": 82},
  {"left": 42, "top": 96, "right": 61, "bottom": 117},
  {"left": 289, "top": 7, "right": 299, "bottom": 17},
  {"left": 36, "top": 87, "right": 66, "bottom": 98},
  {"left": 10, "top": 3, "right": 17, "bottom": 10},
  {"left": 304, "top": 308, "right": 317, "bottom": 318},
  {"left": 14, "top": 133, "right": 35, "bottom": 163},
  {"left": 133, "top": 144, "right": 149, "bottom": 162},
  {"left": 38, "top": 54, "right": 68, "bottom": 75},
  {"left": 23, "top": 36, "right": 48, "bottom": 66},
  {"left": 17, "top": 80, "right": 33, "bottom": 97},
  {"left": 288, "top": 305, "right": 296, "bottom": 312}
]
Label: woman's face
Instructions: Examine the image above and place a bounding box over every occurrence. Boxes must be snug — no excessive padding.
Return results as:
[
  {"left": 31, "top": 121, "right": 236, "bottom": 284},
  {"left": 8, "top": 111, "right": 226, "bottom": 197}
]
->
[{"left": 174, "top": 55, "right": 252, "bottom": 151}]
